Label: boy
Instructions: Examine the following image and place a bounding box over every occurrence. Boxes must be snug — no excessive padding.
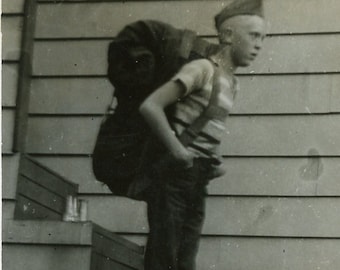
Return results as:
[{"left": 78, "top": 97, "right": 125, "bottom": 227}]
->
[{"left": 139, "top": 0, "right": 266, "bottom": 269}]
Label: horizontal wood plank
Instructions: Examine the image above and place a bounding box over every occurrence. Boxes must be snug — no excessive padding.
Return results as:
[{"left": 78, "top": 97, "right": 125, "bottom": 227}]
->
[
  {"left": 3, "top": 220, "right": 93, "bottom": 245},
  {"left": 29, "top": 74, "right": 340, "bottom": 114},
  {"left": 3, "top": 220, "right": 142, "bottom": 269},
  {"left": 3, "top": 220, "right": 92, "bottom": 246},
  {"left": 2, "top": 200, "right": 16, "bottom": 220},
  {"left": 236, "top": 74, "right": 340, "bottom": 114},
  {"left": 26, "top": 115, "right": 340, "bottom": 156},
  {"left": 220, "top": 115, "right": 340, "bottom": 156},
  {"left": 32, "top": 35, "right": 340, "bottom": 76},
  {"left": 196, "top": 237, "right": 340, "bottom": 270},
  {"left": 2, "top": 63, "right": 19, "bottom": 107},
  {"left": 123, "top": 235, "right": 340, "bottom": 270},
  {"left": 3, "top": 220, "right": 141, "bottom": 247},
  {"left": 35, "top": 0, "right": 340, "bottom": 37},
  {"left": 2, "top": 245, "right": 91, "bottom": 270},
  {"left": 2, "top": 16, "right": 23, "bottom": 61},
  {"left": 2, "top": 109, "right": 16, "bottom": 154},
  {"left": 332, "top": 77, "right": 340, "bottom": 111},
  {"left": 242, "top": 34, "right": 340, "bottom": 74},
  {"left": 209, "top": 158, "right": 340, "bottom": 196},
  {"left": 80, "top": 195, "right": 340, "bottom": 238},
  {"left": 2, "top": 0, "right": 25, "bottom": 14},
  {"left": 33, "top": 156, "right": 340, "bottom": 196},
  {"left": 2, "top": 154, "right": 20, "bottom": 199},
  {"left": 29, "top": 77, "right": 114, "bottom": 114}
]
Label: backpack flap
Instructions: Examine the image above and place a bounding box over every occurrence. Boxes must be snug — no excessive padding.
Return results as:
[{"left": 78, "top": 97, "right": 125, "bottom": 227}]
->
[{"left": 108, "top": 39, "right": 156, "bottom": 91}]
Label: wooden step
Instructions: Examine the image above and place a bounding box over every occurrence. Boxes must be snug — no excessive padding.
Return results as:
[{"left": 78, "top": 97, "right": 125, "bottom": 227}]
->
[
  {"left": 14, "top": 154, "right": 79, "bottom": 220},
  {"left": 3, "top": 220, "right": 144, "bottom": 270}
]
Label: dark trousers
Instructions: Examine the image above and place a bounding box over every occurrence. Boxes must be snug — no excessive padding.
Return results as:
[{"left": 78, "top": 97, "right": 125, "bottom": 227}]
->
[{"left": 144, "top": 158, "right": 211, "bottom": 270}]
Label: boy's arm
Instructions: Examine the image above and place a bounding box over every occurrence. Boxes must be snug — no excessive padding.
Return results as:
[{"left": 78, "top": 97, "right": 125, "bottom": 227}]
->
[
  {"left": 139, "top": 80, "right": 194, "bottom": 168},
  {"left": 139, "top": 59, "right": 214, "bottom": 168}
]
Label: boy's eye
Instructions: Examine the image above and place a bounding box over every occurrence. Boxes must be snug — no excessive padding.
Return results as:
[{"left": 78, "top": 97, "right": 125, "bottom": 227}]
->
[
  {"left": 250, "top": 32, "right": 265, "bottom": 41},
  {"left": 250, "top": 33, "right": 259, "bottom": 38}
]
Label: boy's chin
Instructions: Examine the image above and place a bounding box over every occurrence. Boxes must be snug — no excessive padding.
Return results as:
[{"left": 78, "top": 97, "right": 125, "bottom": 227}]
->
[
  {"left": 240, "top": 57, "right": 257, "bottom": 67},
  {"left": 238, "top": 61, "right": 252, "bottom": 67}
]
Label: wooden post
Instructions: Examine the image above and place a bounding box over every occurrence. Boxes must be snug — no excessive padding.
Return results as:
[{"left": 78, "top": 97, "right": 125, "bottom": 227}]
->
[{"left": 13, "top": 0, "right": 37, "bottom": 152}]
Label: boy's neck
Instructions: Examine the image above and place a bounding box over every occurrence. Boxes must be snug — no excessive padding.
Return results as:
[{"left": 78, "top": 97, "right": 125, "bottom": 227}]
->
[{"left": 210, "top": 46, "right": 237, "bottom": 75}]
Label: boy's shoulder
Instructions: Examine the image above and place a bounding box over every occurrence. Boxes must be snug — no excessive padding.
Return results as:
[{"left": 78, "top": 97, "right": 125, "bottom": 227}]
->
[
  {"left": 179, "top": 58, "right": 215, "bottom": 80},
  {"left": 187, "top": 58, "right": 215, "bottom": 71}
]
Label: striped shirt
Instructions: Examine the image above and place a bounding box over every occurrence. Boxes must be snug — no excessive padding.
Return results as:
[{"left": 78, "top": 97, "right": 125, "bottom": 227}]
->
[{"left": 170, "top": 59, "right": 239, "bottom": 157}]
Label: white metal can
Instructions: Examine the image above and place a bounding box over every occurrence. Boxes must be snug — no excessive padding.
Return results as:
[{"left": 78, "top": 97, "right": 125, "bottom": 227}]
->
[{"left": 79, "top": 199, "right": 88, "bottom": 222}]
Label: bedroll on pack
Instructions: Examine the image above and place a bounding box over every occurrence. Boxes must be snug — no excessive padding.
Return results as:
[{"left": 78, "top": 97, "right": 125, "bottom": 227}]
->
[{"left": 92, "top": 20, "right": 212, "bottom": 198}]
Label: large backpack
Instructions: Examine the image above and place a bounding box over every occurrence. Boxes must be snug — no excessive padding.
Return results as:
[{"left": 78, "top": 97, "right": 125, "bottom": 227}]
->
[{"left": 92, "top": 20, "right": 213, "bottom": 197}]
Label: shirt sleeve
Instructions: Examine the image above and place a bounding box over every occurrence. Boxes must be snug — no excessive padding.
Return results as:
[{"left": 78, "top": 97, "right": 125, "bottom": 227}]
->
[{"left": 171, "top": 59, "right": 214, "bottom": 97}]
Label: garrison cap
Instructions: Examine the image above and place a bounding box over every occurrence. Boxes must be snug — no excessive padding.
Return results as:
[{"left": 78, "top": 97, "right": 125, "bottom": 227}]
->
[{"left": 215, "top": 0, "right": 264, "bottom": 29}]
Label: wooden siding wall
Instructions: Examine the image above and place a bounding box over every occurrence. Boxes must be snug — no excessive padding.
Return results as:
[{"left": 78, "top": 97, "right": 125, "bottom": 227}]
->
[
  {"left": 2, "top": 0, "right": 27, "bottom": 219},
  {"left": 15, "top": 0, "right": 340, "bottom": 269}
]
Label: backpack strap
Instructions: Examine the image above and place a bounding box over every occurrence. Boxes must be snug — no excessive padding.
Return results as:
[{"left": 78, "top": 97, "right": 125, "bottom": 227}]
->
[
  {"left": 178, "top": 32, "right": 214, "bottom": 59},
  {"left": 191, "top": 38, "right": 212, "bottom": 57},
  {"left": 178, "top": 30, "right": 197, "bottom": 58},
  {"left": 177, "top": 65, "right": 229, "bottom": 157}
]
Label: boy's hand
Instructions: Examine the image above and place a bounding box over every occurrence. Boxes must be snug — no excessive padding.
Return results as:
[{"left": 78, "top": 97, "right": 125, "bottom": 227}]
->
[
  {"left": 170, "top": 148, "right": 195, "bottom": 169},
  {"left": 207, "top": 163, "right": 226, "bottom": 179},
  {"left": 151, "top": 148, "right": 194, "bottom": 179}
]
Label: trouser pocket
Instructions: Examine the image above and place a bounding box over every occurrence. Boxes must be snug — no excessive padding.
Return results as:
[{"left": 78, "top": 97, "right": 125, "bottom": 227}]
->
[{"left": 151, "top": 155, "right": 226, "bottom": 185}]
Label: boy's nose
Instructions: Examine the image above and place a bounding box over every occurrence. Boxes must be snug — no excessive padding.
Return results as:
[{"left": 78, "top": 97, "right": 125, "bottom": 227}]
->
[
  {"left": 254, "top": 39, "right": 263, "bottom": 51},
  {"left": 255, "top": 35, "right": 266, "bottom": 50}
]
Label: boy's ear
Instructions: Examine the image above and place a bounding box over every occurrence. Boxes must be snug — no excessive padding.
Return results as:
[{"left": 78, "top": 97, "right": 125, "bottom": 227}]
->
[{"left": 218, "top": 27, "right": 233, "bottom": 45}]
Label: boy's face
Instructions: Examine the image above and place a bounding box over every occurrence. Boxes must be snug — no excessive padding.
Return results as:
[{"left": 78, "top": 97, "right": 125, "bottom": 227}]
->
[{"left": 220, "top": 15, "right": 266, "bottom": 67}]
